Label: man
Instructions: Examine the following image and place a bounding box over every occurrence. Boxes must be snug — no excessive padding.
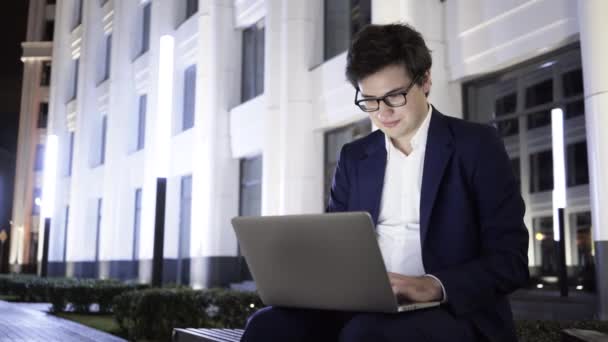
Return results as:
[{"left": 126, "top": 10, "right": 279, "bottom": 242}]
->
[{"left": 241, "top": 23, "right": 529, "bottom": 342}]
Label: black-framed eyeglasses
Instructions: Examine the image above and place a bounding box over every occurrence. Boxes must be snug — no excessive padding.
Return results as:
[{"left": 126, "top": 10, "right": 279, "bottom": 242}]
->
[{"left": 354, "top": 75, "right": 421, "bottom": 112}]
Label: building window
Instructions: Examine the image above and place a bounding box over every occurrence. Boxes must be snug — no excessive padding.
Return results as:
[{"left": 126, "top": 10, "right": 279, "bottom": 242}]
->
[
  {"left": 529, "top": 150, "right": 553, "bottom": 193},
  {"left": 100, "top": 34, "right": 112, "bottom": 82},
  {"left": 73, "top": 0, "right": 83, "bottom": 30},
  {"left": 38, "top": 103, "right": 49, "bottom": 128},
  {"left": 241, "top": 20, "right": 264, "bottom": 103},
  {"left": 94, "top": 198, "right": 102, "bottom": 261},
  {"left": 136, "top": 94, "right": 147, "bottom": 150},
  {"left": 69, "top": 58, "right": 79, "bottom": 101},
  {"left": 464, "top": 47, "right": 591, "bottom": 291},
  {"left": 63, "top": 206, "right": 69, "bottom": 261},
  {"left": 34, "top": 144, "right": 45, "bottom": 171},
  {"left": 138, "top": 2, "right": 151, "bottom": 57},
  {"left": 41, "top": 61, "right": 52, "bottom": 86},
  {"left": 239, "top": 156, "right": 262, "bottom": 217},
  {"left": 532, "top": 216, "right": 556, "bottom": 276},
  {"left": 100, "top": 115, "right": 107, "bottom": 165},
  {"left": 132, "top": 188, "right": 142, "bottom": 260},
  {"left": 324, "top": 0, "right": 371, "bottom": 61},
  {"left": 185, "top": 0, "right": 198, "bottom": 20},
  {"left": 66, "top": 132, "right": 74, "bottom": 176},
  {"left": 44, "top": 19, "right": 54, "bottom": 41},
  {"left": 324, "top": 118, "right": 372, "bottom": 208},
  {"left": 567, "top": 141, "right": 589, "bottom": 187},
  {"left": 92, "top": 115, "right": 107, "bottom": 167},
  {"left": 569, "top": 211, "right": 594, "bottom": 291},
  {"left": 178, "top": 175, "right": 192, "bottom": 284},
  {"left": 182, "top": 65, "right": 196, "bottom": 131},
  {"left": 32, "top": 188, "right": 42, "bottom": 216}
]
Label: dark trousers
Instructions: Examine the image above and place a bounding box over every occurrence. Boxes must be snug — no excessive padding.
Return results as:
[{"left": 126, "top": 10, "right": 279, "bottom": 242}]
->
[{"left": 240, "top": 306, "right": 480, "bottom": 342}]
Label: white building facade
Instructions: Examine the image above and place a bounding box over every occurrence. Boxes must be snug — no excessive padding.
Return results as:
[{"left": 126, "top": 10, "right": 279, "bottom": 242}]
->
[
  {"left": 32, "top": 0, "right": 607, "bottom": 318},
  {"left": 10, "top": 0, "right": 55, "bottom": 274}
]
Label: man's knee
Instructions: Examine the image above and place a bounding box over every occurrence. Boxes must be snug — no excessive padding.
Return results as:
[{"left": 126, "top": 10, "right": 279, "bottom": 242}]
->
[
  {"left": 339, "top": 313, "right": 424, "bottom": 342},
  {"left": 242, "top": 307, "right": 334, "bottom": 342}
]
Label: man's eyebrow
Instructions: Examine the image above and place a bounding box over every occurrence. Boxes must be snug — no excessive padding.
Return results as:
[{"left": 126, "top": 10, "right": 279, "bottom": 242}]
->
[{"left": 360, "top": 86, "right": 407, "bottom": 98}]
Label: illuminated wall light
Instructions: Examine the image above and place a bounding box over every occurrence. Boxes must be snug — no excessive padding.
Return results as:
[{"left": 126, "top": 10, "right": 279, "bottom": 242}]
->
[
  {"left": 551, "top": 108, "right": 566, "bottom": 241},
  {"left": 536, "top": 284, "right": 544, "bottom": 289},
  {"left": 576, "top": 285, "right": 583, "bottom": 291},
  {"left": 535, "top": 232, "right": 544, "bottom": 241},
  {"left": 41, "top": 135, "right": 58, "bottom": 219}
]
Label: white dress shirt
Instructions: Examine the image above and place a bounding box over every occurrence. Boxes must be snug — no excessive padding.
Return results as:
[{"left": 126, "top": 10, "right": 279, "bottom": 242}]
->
[{"left": 376, "top": 104, "right": 447, "bottom": 301}]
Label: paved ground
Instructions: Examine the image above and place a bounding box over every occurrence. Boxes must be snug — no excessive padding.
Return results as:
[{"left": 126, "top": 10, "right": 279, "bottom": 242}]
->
[{"left": 0, "top": 300, "right": 126, "bottom": 342}]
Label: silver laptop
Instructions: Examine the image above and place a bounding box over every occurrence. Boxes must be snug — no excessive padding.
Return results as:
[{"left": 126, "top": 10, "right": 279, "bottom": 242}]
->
[{"left": 231, "top": 212, "right": 440, "bottom": 313}]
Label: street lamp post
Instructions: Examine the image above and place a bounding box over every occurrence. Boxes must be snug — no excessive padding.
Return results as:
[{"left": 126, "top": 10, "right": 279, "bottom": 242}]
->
[
  {"left": 551, "top": 108, "right": 568, "bottom": 297},
  {"left": 38, "top": 135, "right": 58, "bottom": 277},
  {"left": 151, "top": 35, "right": 174, "bottom": 287}
]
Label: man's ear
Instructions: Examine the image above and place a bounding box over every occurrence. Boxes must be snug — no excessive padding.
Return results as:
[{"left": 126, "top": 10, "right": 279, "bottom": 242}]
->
[{"left": 423, "top": 70, "right": 432, "bottom": 95}]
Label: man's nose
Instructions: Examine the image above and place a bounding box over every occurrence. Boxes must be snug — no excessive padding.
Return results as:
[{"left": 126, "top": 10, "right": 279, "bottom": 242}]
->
[{"left": 376, "top": 101, "right": 394, "bottom": 120}]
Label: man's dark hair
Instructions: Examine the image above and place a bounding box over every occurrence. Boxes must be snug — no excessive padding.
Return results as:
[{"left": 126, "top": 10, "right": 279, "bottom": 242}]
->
[{"left": 345, "top": 23, "right": 432, "bottom": 89}]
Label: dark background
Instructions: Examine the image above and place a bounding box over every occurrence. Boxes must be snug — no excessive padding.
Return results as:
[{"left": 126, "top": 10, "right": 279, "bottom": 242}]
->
[{"left": 0, "top": 0, "right": 30, "bottom": 273}]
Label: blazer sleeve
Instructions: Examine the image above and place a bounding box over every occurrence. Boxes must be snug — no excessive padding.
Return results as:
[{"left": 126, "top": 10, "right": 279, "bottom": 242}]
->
[
  {"left": 326, "top": 143, "right": 351, "bottom": 213},
  {"left": 431, "top": 126, "right": 530, "bottom": 316}
]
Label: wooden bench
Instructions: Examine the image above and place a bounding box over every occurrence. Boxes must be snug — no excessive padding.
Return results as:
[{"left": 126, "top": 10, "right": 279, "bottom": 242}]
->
[
  {"left": 173, "top": 328, "right": 244, "bottom": 342},
  {"left": 172, "top": 327, "right": 608, "bottom": 342}
]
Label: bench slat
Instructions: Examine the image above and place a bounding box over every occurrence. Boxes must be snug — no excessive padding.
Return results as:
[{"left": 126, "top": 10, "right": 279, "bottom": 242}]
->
[{"left": 173, "top": 328, "right": 244, "bottom": 342}]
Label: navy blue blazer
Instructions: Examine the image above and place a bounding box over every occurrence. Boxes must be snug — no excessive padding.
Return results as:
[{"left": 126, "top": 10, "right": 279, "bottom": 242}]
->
[{"left": 327, "top": 107, "right": 529, "bottom": 342}]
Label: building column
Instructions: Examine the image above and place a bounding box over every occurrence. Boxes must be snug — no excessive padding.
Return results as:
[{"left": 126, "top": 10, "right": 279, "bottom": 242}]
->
[
  {"left": 262, "top": 0, "right": 323, "bottom": 215},
  {"left": 190, "top": 0, "right": 241, "bottom": 288},
  {"left": 578, "top": 0, "right": 608, "bottom": 320},
  {"left": 401, "top": 1, "right": 462, "bottom": 118},
  {"left": 278, "top": 0, "right": 323, "bottom": 214},
  {"left": 261, "top": 0, "right": 281, "bottom": 215}
]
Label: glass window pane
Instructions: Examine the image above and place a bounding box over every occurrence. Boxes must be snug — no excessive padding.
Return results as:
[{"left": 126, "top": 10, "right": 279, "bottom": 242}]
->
[
  {"left": 527, "top": 109, "right": 551, "bottom": 130},
  {"left": 570, "top": 211, "right": 595, "bottom": 292},
  {"left": 182, "top": 65, "right": 196, "bottom": 130},
  {"left": 495, "top": 93, "right": 517, "bottom": 117},
  {"left": 34, "top": 144, "right": 45, "bottom": 171},
  {"left": 525, "top": 79, "right": 553, "bottom": 108},
  {"left": 529, "top": 149, "right": 553, "bottom": 193},
  {"left": 141, "top": 3, "right": 151, "bottom": 54},
  {"left": 533, "top": 216, "right": 556, "bottom": 276},
  {"left": 562, "top": 69, "right": 584, "bottom": 98},
  {"left": 137, "top": 95, "right": 147, "bottom": 150},
  {"left": 567, "top": 142, "right": 589, "bottom": 187},
  {"left": 240, "top": 156, "right": 262, "bottom": 217},
  {"left": 565, "top": 100, "right": 585, "bottom": 119}
]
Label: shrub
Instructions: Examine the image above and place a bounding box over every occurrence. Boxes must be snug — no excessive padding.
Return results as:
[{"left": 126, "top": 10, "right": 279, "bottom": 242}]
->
[
  {"left": 0, "top": 274, "right": 148, "bottom": 313},
  {"left": 113, "top": 287, "right": 265, "bottom": 341}
]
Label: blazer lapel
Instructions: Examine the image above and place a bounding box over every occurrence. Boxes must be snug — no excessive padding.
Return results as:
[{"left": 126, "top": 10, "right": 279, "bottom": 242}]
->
[
  {"left": 357, "top": 131, "right": 387, "bottom": 226},
  {"left": 420, "top": 109, "right": 454, "bottom": 246}
]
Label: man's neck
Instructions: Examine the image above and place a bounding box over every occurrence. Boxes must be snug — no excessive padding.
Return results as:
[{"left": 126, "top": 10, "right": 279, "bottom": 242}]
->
[{"left": 390, "top": 104, "right": 430, "bottom": 156}]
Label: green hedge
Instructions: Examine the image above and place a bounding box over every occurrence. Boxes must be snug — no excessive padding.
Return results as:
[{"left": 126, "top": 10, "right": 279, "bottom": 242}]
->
[
  {"left": 0, "top": 274, "right": 148, "bottom": 313},
  {"left": 113, "top": 288, "right": 265, "bottom": 342}
]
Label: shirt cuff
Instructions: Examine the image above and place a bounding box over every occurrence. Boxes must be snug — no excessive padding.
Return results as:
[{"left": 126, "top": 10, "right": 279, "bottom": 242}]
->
[{"left": 424, "top": 274, "right": 448, "bottom": 303}]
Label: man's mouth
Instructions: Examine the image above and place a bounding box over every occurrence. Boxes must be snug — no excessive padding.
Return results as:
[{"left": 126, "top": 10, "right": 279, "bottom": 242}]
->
[{"left": 381, "top": 120, "right": 400, "bottom": 128}]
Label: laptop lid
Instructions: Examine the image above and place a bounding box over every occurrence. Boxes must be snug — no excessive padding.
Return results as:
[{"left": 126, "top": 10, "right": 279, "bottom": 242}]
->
[{"left": 232, "top": 212, "right": 403, "bottom": 312}]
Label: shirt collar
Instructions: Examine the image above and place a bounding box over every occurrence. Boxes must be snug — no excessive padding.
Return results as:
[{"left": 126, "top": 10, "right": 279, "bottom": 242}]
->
[{"left": 385, "top": 103, "right": 433, "bottom": 159}]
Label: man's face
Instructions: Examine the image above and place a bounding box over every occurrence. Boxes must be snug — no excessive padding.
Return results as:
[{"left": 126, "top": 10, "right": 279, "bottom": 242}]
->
[{"left": 357, "top": 64, "right": 431, "bottom": 142}]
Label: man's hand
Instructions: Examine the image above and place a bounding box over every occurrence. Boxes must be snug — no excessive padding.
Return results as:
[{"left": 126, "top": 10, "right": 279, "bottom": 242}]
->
[{"left": 388, "top": 272, "right": 443, "bottom": 303}]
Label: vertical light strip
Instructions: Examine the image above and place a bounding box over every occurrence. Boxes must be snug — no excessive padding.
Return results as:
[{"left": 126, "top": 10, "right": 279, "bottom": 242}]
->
[
  {"left": 156, "top": 35, "right": 175, "bottom": 178},
  {"left": 41, "top": 135, "right": 58, "bottom": 219},
  {"left": 551, "top": 108, "right": 566, "bottom": 241}
]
